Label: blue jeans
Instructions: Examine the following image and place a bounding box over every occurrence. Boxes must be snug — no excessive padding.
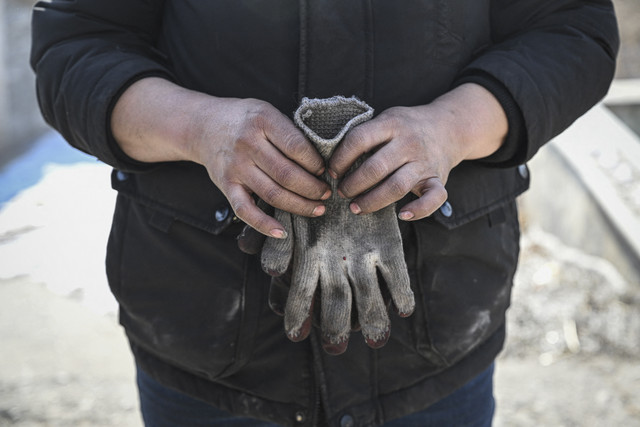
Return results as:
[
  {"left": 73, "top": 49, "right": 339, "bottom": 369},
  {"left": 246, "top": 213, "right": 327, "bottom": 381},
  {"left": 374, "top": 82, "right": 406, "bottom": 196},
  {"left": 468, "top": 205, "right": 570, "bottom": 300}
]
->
[{"left": 137, "top": 363, "right": 495, "bottom": 427}]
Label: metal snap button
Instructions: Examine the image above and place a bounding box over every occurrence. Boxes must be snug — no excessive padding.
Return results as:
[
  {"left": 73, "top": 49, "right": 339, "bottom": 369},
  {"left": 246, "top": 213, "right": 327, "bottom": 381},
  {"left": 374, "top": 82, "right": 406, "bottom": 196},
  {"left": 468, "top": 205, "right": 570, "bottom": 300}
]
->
[
  {"left": 439, "top": 201, "right": 453, "bottom": 218},
  {"left": 215, "top": 206, "right": 230, "bottom": 222},
  {"left": 518, "top": 164, "right": 529, "bottom": 179},
  {"left": 340, "top": 414, "right": 355, "bottom": 427}
]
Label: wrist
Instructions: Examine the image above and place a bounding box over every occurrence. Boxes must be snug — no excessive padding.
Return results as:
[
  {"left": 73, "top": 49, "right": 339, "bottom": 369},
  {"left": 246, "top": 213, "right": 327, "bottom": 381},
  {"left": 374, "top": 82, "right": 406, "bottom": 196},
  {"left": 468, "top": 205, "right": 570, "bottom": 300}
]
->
[
  {"left": 432, "top": 83, "right": 508, "bottom": 164},
  {"left": 111, "top": 77, "right": 210, "bottom": 164}
]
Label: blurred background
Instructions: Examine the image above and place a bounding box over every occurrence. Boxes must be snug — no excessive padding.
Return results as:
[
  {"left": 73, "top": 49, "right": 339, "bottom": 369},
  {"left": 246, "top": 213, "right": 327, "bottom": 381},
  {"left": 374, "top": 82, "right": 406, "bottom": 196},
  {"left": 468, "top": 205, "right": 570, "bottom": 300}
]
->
[{"left": 0, "top": 0, "right": 639, "bottom": 425}]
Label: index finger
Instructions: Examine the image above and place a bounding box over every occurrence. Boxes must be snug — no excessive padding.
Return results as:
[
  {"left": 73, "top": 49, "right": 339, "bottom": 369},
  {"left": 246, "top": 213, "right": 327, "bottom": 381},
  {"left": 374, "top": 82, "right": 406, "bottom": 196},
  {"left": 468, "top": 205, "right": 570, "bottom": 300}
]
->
[
  {"left": 262, "top": 109, "right": 326, "bottom": 176},
  {"left": 328, "top": 117, "right": 394, "bottom": 178},
  {"left": 226, "top": 184, "right": 287, "bottom": 238}
]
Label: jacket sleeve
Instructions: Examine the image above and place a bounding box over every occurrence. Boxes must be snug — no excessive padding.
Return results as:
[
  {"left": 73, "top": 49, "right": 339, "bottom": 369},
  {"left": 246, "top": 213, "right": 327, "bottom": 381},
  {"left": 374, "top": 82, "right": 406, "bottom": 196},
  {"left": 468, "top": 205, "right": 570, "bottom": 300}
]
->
[
  {"left": 30, "top": 0, "right": 174, "bottom": 171},
  {"left": 455, "top": 0, "right": 619, "bottom": 167}
]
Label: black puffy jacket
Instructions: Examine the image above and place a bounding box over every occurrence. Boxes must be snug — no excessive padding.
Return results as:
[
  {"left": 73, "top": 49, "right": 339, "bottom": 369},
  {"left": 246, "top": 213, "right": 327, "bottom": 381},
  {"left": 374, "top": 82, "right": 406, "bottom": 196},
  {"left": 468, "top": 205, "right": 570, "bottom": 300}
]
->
[{"left": 31, "top": 1, "right": 618, "bottom": 426}]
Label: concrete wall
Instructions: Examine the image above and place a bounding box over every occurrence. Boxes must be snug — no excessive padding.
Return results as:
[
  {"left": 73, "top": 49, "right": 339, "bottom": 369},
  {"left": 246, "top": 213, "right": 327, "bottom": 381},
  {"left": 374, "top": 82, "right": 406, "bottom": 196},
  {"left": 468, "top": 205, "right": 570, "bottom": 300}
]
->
[
  {"left": 608, "top": 104, "right": 640, "bottom": 137},
  {"left": 0, "top": 0, "right": 49, "bottom": 168},
  {"left": 519, "top": 104, "right": 640, "bottom": 286},
  {"left": 605, "top": 79, "right": 640, "bottom": 138}
]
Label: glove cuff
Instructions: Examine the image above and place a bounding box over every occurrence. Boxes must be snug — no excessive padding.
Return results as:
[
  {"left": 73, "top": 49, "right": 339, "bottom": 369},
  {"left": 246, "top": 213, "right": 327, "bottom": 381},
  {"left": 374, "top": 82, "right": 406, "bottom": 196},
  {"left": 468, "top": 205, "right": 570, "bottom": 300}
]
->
[{"left": 294, "top": 96, "right": 374, "bottom": 159}]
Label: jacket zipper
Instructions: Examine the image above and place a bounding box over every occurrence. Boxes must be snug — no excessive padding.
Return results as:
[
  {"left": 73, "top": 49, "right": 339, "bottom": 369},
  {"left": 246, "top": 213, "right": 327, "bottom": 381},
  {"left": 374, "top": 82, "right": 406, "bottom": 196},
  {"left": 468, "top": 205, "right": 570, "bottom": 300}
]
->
[
  {"left": 313, "top": 383, "right": 322, "bottom": 427},
  {"left": 309, "top": 330, "right": 329, "bottom": 427}
]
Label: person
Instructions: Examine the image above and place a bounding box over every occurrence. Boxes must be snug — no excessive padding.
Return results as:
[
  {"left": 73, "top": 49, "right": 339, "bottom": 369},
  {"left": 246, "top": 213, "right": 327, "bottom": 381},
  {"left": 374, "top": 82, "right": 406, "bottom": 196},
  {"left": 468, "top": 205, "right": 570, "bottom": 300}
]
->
[{"left": 30, "top": 1, "right": 618, "bottom": 426}]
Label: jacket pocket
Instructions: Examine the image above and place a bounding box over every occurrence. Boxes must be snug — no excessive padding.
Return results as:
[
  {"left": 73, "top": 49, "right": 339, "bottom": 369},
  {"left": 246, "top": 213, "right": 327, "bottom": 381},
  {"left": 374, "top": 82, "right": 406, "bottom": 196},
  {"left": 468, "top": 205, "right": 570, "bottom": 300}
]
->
[
  {"left": 106, "top": 195, "right": 265, "bottom": 380},
  {"left": 408, "top": 199, "right": 521, "bottom": 367}
]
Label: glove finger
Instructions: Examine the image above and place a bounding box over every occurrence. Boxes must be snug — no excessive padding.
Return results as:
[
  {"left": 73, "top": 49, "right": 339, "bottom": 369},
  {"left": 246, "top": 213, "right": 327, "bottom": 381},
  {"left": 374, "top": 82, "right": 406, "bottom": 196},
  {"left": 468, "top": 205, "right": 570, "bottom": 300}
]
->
[
  {"left": 289, "top": 293, "right": 316, "bottom": 343},
  {"left": 268, "top": 267, "right": 292, "bottom": 316},
  {"left": 284, "top": 260, "right": 319, "bottom": 342},
  {"left": 350, "top": 260, "right": 390, "bottom": 349},
  {"left": 237, "top": 224, "right": 266, "bottom": 255},
  {"left": 378, "top": 258, "right": 414, "bottom": 317},
  {"left": 261, "top": 209, "right": 293, "bottom": 276},
  {"left": 320, "top": 268, "right": 352, "bottom": 355},
  {"left": 236, "top": 199, "right": 273, "bottom": 254}
]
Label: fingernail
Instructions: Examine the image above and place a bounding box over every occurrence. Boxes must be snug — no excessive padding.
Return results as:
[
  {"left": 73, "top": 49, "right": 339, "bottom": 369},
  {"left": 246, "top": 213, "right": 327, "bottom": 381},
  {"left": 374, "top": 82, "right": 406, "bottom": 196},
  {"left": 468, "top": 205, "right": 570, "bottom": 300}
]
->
[
  {"left": 312, "top": 205, "right": 325, "bottom": 216},
  {"left": 350, "top": 202, "right": 361, "bottom": 215},
  {"left": 321, "top": 189, "right": 332, "bottom": 200},
  {"left": 337, "top": 189, "right": 346, "bottom": 199},
  {"left": 328, "top": 169, "right": 338, "bottom": 179},
  {"left": 316, "top": 167, "right": 326, "bottom": 176},
  {"left": 398, "top": 211, "right": 414, "bottom": 220},
  {"left": 270, "top": 229, "right": 287, "bottom": 239}
]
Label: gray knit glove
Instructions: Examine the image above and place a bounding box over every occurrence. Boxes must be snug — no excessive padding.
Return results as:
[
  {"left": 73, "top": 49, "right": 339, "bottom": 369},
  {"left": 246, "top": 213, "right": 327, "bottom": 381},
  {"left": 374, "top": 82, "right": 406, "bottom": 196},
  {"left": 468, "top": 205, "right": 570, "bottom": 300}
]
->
[{"left": 261, "top": 96, "right": 414, "bottom": 355}]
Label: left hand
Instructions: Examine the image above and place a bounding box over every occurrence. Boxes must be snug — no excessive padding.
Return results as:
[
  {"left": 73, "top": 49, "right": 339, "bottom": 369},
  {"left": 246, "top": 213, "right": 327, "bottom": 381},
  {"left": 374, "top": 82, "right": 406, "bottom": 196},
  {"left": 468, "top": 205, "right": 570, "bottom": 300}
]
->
[{"left": 328, "top": 83, "right": 509, "bottom": 220}]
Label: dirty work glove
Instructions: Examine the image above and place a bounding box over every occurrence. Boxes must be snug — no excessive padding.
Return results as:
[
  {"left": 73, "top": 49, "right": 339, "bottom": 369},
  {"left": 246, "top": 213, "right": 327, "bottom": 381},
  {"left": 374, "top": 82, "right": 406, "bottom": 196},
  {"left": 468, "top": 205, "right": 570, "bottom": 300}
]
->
[{"left": 261, "top": 96, "right": 414, "bottom": 355}]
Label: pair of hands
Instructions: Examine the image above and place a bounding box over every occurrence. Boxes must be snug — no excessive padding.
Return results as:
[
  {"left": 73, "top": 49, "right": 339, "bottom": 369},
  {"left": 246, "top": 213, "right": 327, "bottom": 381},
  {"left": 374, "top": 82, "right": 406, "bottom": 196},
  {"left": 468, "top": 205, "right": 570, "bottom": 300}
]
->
[
  {"left": 114, "top": 79, "right": 505, "bottom": 236},
  {"left": 194, "top": 98, "right": 454, "bottom": 238},
  {"left": 113, "top": 79, "right": 507, "bottom": 353},
  {"left": 195, "top": 96, "right": 456, "bottom": 354}
]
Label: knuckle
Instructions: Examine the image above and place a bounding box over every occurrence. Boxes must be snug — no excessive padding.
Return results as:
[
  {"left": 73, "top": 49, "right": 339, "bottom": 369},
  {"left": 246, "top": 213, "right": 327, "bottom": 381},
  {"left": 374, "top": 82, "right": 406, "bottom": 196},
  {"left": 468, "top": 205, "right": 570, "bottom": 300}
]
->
[
  {"left": 274, "top": 163, "right": 297, "bottom": 188},
  {"left": 339, "top": 178, "right": 357, "bottom": 198},
  {"left": 363, "top": 157, "right": 389, "bottom": 182},
  {"left": 430, "top": 179, "right": 448, "bottom": 203},
  {"left": 437, "top": 186, "right": 448, "bottom": 203},
  {"left": 290, "top": 141, "right": 323, "bottom": 172},
  {"left": 379, "top": 109, "right": 404, "bottom": 130},
  {"left": 343, "top": 127, "right": 367, "bottom": 154},
  {"left": 387, "top": 175, "right": 410, "bottom": 199},
  {"left": 231, "top": 201, "right": 252, "bottom": 222},
  {"left": 263, "top": 186, "right": 284, "bottom": 205},
  {"left": 246, "top": 99, "right": 272, "bottom": 119},
  {"left": 242, "top": 103, "right": 273, "bottom": 134},
  {"left": 283, "top": 132, "right": 309, "bottom": 158},
  {"left": 382, "top": 113, "right": 402, "bottom": 130},
  {"left": 234, "top": 126, "right": 258, "bottom": 149}
]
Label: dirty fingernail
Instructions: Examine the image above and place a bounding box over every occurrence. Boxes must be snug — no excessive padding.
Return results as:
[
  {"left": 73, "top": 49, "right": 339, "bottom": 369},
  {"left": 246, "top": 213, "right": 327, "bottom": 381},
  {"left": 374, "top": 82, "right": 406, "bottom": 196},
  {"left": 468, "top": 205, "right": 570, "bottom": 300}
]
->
[
  {"left": 270, "top": 229, "right": 287, "bottom": 239},
  {"left": 350, "top": 202, "right": 361, "bottom": 215},
  {"left": 312, "top": 205, "right": 326, "bottom": 216},
  {"left": 398, "top": 211, "right": 414, "bottom": 220}
]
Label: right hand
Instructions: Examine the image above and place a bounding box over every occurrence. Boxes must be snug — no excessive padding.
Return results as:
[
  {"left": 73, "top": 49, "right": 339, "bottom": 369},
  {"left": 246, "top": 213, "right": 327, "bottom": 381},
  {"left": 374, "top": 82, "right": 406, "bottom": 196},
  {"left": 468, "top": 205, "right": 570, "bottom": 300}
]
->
[
  {"left": 111, "top": 78, "right": 330, "bottom": 239},
  {"left": 189, "top": 98, "right": 331, "bottom": 238}
]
